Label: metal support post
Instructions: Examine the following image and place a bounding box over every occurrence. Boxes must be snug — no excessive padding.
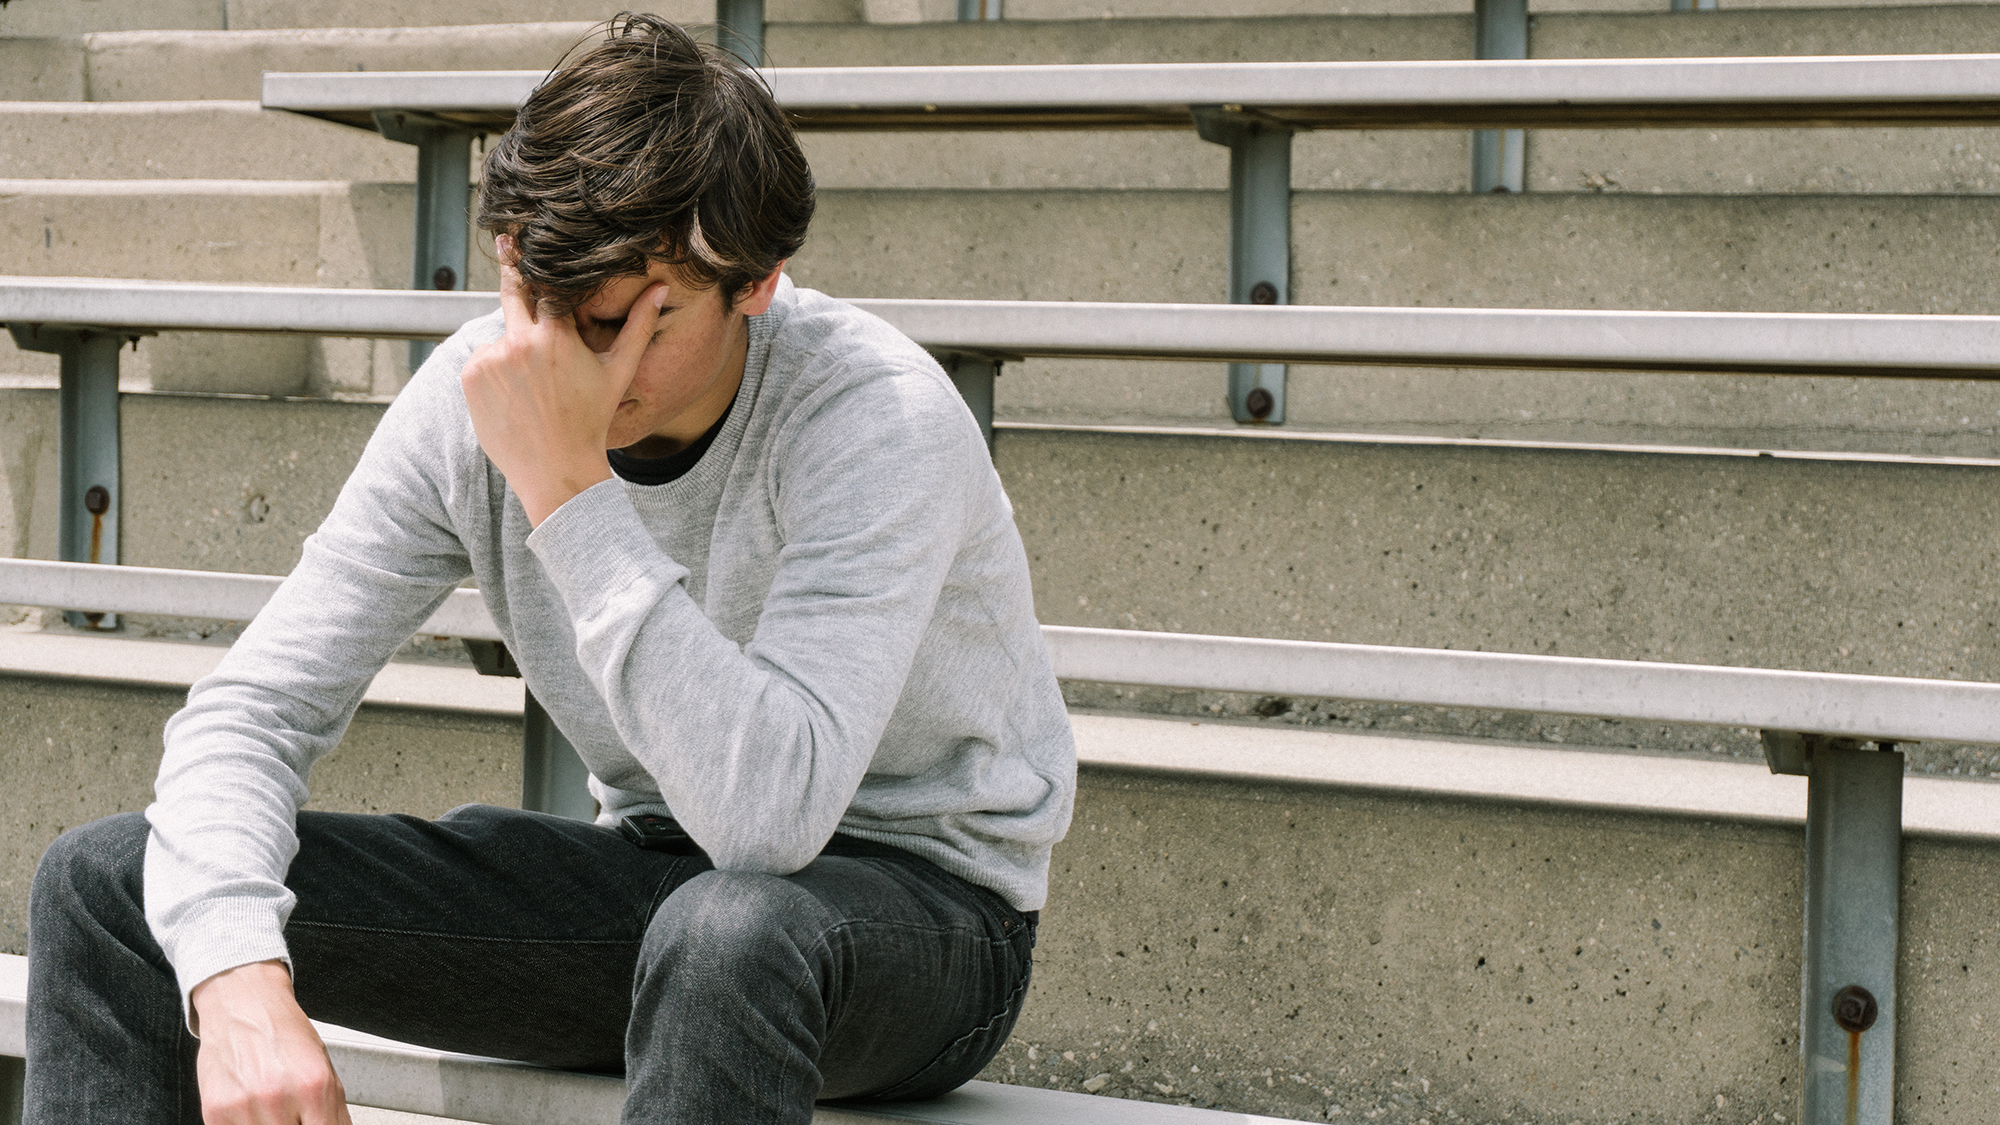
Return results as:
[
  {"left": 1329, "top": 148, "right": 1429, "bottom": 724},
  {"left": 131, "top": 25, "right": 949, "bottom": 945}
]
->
[
  {"left": 2, "top": 1055, "right": 23, "bottom": 1125},
  {"left": 957, "top": 0, "right": 1002, "bottom": 18},
  {"left": 1763, "top": 732, "right": 1902, "bottom": 1125},
  {"left": 8, "top": 325, "right": 122, "bottom": 629},
  {"left": 1472, "top": 0, "right": 1527, "bottom": 193},
  {"left": 375, "top": 111, "right": 473, "bottom": 373},
  {"left": 1194, "top": 108, "right": 1293, "bottom": 424},
  {"left": 465, "top": 639, "right": 598, "bottom": 820},
  {"left": 522, "top": 691, "right": 598, "bottom": 821},
  {"left": 718, "top": 0, "right": 765, "bottom": 63},
  {"left": 937, "top": 352, "right": 998, "bottom": 454}
]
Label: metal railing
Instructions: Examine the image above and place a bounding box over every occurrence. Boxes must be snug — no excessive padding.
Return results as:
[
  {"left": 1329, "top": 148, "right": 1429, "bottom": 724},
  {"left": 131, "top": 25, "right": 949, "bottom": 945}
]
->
[{"left": 261, "top": 54, "right": 2000, "bottom": 423}]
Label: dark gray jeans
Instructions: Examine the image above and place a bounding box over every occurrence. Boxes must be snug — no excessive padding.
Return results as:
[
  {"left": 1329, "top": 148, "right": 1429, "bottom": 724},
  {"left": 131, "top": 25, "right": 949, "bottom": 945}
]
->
[{"left": 26, "top": 805, "right": 1035, "bottom": 1124}]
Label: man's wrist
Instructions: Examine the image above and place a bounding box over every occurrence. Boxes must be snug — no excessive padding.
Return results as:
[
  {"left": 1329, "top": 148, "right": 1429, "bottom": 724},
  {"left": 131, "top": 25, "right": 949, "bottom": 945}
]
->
[
  {"left": 189, "top": 960, "right": 295, "bottom": 1035},
  {"left": 514, "top": 460, "right": 615, "bottom": 527}
]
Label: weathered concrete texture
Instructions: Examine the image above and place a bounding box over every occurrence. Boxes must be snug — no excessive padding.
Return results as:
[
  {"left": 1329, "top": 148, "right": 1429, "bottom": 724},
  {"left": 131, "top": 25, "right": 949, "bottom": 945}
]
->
[
  {"left": 767, "top": 12, "right": 1475, "bottom": 65},
  {"left": 805, "top": 123, "right": 2000, "bottom": 196},
  {"left": 222, "top": 0, "right": 702, "bottom": 30},
  {"left": 981, "top": 766, "right": 2000, "bottom": 1124},
  {"left": 0, "top": 101, "right": 417, "bottom": 181},
  {"left": 1530, "top": 5, "right": 2000, "bottom": 59},
  {"left": 996, "top": 428, "right": 2000, "bottom": 680},
  {"left": 0, "top": 180, "right": 499, "bottom": 395},
  {"left": 0, "top": 0, "right": 224, "bottom": 37},
  {"left": 0, "top": 671, "right": 522, "bottom": 959},
  {"left": 1528, "top": 127, "right": 2000, "bottom": 197},
  {"left": 78, "top": 23, "right": 593, "bottom": 102},
  {"left": 0, "top": 39, "right": 88, "bottom": 101},
  {"left": 118, "top": 394, "right": 387, "bottom": 575},
  {"left": 0, "top": 389, "right": 384, "bottom": 576},
  {"left": 1290, "top": 192, "right": 2000, "bottom": 315}
]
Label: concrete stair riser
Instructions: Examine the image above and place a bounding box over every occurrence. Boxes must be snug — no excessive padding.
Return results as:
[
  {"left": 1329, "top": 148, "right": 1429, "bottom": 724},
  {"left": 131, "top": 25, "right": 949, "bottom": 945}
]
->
[
  {"left": 0, "top": 179, "right": 499, "bottom": 395},
  {"left": 0, "top": 102, "right": 421, "bottom": 182},
  {"left": 2, "top": 674, "right": 1997, "bottom": 1122},
  {"left": 3, "top": 392, "right": 1994, "bottom": 682},
  {"left": 6, "top": 103, "right": 1999, "bottom": 198}
]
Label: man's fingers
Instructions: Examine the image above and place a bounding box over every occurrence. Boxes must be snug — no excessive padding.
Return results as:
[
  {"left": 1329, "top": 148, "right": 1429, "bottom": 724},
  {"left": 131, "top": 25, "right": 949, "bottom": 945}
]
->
[
  {"left": 496, "top": 236, "right": 538, "bottom": 327},
  {"left": 603, "top": 281, "right": 669, "bottom": 375}
]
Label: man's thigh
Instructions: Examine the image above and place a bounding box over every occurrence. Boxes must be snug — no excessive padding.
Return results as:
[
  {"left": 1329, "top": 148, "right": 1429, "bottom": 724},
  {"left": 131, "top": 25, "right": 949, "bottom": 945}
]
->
[
  {"left": 645, "top": 843, "right": 1035, "bottom": 1101},
  {"left": 283, "top": 803, "right": 706, "bottom": 1072}
]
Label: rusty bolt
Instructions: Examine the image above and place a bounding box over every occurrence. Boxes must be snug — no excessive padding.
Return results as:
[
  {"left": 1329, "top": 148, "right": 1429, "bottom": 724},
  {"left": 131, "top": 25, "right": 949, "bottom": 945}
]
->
[
  {"left": 83, "top": 486, "right": 110, "bottom": 516},
  {"left": 432, "top": 265, "right": 458, "bottom": 291},
  {"left": 1832, "top": 985, "right": 1878, "bottom": 1033},
  {"left": 1244, "top": 387, "right": 1275, "bottom": 421},
  {"left": 1249, "top": 281, "right": 1279, "bottom": 305}
]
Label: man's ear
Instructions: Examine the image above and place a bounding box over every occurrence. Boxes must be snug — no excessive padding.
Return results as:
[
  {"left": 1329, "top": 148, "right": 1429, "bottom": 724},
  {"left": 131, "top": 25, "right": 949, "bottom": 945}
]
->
[{"left": 734, "top": 261, "right": 787, "bottom": 318}]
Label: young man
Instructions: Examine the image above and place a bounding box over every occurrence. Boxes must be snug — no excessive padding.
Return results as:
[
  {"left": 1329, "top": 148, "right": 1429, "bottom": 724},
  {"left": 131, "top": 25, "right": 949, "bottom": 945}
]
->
[{"left": 25, "top": 15, "right": 1075, "bottom": 1124}]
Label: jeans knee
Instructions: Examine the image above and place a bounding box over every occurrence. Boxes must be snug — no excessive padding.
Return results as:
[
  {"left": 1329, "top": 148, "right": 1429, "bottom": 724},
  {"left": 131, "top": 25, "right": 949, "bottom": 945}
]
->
[
  {"left": 644, "top": 870, "right": 832, "bottom": 979},
  {"left": 30, "top": 812, "right": 149, "bottom": 928}
]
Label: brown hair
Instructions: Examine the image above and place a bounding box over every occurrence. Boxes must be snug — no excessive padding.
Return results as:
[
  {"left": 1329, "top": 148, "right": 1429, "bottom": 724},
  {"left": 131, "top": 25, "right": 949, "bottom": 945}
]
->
[{"left": 477, "top": 13, "right": 815, "bottom": 314}]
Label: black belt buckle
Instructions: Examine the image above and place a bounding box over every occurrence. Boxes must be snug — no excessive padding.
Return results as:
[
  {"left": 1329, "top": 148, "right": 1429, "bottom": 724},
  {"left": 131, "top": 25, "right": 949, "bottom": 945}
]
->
[{"left": 618, "top": 814, "right": 705, "bottom": 856}]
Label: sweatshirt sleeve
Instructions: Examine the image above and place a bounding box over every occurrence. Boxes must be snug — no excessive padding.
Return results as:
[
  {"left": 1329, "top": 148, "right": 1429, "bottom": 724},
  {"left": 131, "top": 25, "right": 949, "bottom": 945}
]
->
[
  {"left": 143, "top": 342, "right": 483, "bottom": 1021},
  {"left": 525, "top": 362, "right": 983, "bottom": 875}
]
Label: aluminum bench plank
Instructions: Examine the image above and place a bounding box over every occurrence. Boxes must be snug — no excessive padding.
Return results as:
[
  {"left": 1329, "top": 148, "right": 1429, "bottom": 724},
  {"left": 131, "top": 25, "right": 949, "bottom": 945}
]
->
[
  {"left": 7, "top": 278, "right": 2000, "bottom": 379},
  {"left": 1, "top": 955, "right": 1294, "bottom": 1125},
  {"left": 5, "top": 559, "right": 1997, "bottom": 745},
  {"left": 262, "top": 55, "right": 2000, "bottom": 133}
]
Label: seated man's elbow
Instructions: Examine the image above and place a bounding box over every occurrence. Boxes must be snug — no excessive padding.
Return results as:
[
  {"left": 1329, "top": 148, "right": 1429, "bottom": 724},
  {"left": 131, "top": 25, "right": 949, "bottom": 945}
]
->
[{"left": 699, "top": 823, "right": 828, "bottom": 877}]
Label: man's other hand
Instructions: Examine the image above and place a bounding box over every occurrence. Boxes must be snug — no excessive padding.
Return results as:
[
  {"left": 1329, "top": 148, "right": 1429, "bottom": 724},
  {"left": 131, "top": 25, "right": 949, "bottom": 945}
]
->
[
  {"left": 461, "top": 235, "right": 668, "bottom": 526},
  {"left": 190, "top": 960, "right": 354, "bottom": 1125}
]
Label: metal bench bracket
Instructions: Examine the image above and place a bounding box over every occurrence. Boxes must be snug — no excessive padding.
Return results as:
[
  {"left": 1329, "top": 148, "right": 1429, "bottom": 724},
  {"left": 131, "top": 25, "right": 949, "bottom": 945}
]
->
[
  {"left": 1194, "top": 108, "right": 1293, "bottom": 424},
  {"left": 465, "top": 639, "right": 597, "bottom": 821},
  {"left": 7, "top": 325, "right": 124, "bottom": 629},
  {"left": 373, "top": 110, "right": 475, "bottom": 373},
  {"left": 718, "top": 0, "right": 765, "bottom": 64},
  {"left": 934, "top": 352, "right": 1000, "bottom": 454},
  {"left": 1764, "top": 731, "right": 1901, "bottom": 1125},
  {"left": 1473, "top": 0, "right": 1527, "bottom": 193}
]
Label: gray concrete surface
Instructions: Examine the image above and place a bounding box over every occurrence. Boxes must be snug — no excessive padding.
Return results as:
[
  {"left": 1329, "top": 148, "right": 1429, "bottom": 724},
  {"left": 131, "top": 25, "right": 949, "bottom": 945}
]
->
[
  {"left": 4, "top": 674, "right": 1995, "bottom": 1122},
  {"left": 992, "top": 765, "right": 2000, "bottom": 1124},
  {"left": 0, "top": 179, "right": 498, "bottom": 395},
  {"left": 998, "top": 428, "right": 2000, "bottom": 681},
  {"left": 0, "top": 0, "right": 225, "bottom": 37},
  {"left": 0, "top": 23, "right": 595, "bottom": 103},
  {"left": 0, "top": 389, "right": 383, "bottom": 575},
  {"left": 0, "top": 670, "right": 522, "bottom": 959},
  {"left": 0, "top": 101, "right": 419, "bottom": 181}
]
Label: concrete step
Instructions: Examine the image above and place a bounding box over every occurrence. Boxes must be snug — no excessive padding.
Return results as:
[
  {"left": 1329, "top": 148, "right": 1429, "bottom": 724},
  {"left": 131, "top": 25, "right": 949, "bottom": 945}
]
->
[
  {"left": 4, "top": 388, "right": 1996, "bottom": 693},
  {"left": 0, "top": 22, "right": 597, "bottom": 102},
  {"left": 9, "top": 97, "right": 1996, "bottom": 200},
  {"left": 0, "top": 178, "right": 496, "bottom": 395},
  {"left": 0, "top": 101, "right": 421, "bottom": 181},
  {"left": 2, "top": 630, "right": 1997, "bottom": 1122},
  {"left": 7, "top": 180, "right": 2000, "bottom": 445}
]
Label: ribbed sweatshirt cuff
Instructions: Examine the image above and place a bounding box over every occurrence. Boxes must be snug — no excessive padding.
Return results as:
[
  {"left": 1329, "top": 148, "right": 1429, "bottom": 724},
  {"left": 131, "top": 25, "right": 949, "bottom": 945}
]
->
[{"left": 164, "top": 899, "right": 294, "bottom": 1035}]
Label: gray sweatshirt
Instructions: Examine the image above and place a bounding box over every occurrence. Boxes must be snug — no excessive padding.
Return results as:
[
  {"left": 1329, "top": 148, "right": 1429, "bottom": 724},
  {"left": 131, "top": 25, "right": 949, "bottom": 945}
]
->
[{"left": 144, "top": 278, "right": 1078, "bottom": 1011}]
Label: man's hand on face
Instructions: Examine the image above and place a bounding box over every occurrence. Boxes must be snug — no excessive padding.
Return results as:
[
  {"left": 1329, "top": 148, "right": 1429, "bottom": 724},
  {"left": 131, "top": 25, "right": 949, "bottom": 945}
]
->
[
  {"left": 190, "top": 960, "right": 353, "bottom": 1125},
  {"left": 461, "top": 236, "right": 670, "bottom": 527}
]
